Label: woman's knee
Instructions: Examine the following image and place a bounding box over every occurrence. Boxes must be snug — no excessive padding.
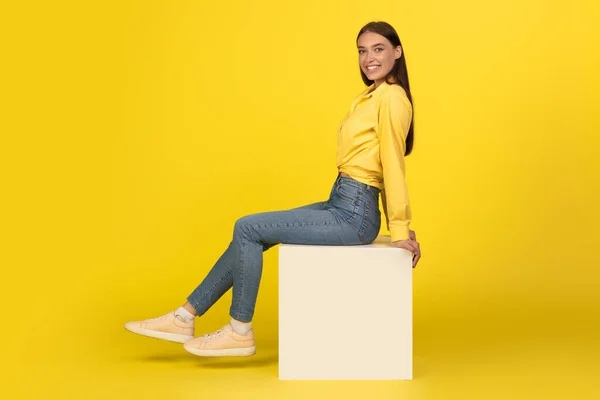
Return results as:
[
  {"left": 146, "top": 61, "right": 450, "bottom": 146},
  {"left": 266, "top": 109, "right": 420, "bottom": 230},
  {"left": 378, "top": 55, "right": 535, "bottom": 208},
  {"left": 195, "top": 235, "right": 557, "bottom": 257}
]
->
[{"left": 233, "top": 215, "right": 256, "bottom": 239}]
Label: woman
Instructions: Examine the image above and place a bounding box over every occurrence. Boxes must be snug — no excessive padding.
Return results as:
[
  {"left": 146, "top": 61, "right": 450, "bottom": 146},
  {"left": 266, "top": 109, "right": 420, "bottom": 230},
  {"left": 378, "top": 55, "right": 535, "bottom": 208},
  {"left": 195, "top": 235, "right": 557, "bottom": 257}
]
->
[{"left": 125, "top": 21, "right": 422, "bottom": 357}]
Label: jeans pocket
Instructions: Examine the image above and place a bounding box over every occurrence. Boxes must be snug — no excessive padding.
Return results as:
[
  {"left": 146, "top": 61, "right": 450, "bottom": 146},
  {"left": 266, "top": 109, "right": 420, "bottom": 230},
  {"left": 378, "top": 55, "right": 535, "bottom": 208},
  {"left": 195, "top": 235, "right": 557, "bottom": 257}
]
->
[{"left": 335, "top": 183, "right": 358, "bottom": 204}]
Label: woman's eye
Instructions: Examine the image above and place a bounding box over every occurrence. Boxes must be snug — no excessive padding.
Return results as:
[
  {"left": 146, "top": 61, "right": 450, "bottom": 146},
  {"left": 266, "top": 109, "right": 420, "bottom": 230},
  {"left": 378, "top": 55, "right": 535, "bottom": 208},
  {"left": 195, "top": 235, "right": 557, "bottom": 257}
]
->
[{"left": 358, "top": 48, "right": 383, "bottom": 54}]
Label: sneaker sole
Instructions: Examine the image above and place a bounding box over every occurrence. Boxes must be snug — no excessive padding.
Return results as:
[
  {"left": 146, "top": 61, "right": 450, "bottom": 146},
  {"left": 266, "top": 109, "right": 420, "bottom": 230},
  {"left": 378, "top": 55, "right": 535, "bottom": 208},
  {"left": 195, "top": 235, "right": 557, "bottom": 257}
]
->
[
  {"left": 183, "top": 344, "right": 256, "bottom": 357},
  {"left": 125, "top": 324, "right": 194, "bottom": 343}
]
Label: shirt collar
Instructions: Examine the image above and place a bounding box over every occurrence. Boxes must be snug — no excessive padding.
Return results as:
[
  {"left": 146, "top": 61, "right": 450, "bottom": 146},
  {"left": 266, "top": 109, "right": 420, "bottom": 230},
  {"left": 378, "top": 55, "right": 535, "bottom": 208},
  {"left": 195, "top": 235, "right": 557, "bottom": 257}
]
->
[
  {"left": 362, "top": 80, "right": 390, "bottom": 98},
  {"left": 349, "top": 81, "right": 390, "bottom": 112}
]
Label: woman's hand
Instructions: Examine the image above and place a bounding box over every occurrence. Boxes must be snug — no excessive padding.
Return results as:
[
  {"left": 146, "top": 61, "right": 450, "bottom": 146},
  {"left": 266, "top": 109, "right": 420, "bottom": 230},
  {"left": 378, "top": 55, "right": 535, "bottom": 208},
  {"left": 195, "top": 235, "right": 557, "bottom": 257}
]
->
[{"left": 392, "top": 229, "right": 421, "bottom": 268}]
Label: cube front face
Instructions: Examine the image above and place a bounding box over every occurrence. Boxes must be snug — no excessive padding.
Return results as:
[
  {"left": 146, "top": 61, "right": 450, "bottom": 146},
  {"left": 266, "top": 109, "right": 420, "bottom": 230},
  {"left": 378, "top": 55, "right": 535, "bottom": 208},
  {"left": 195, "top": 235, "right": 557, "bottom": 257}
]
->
[{"left": 278, "top": 243, "right": 413, "bottom": 380}]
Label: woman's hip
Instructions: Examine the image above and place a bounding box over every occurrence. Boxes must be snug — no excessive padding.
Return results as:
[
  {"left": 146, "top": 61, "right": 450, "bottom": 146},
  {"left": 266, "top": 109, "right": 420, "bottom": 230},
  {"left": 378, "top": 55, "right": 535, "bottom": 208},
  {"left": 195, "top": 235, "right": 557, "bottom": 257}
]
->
[{"left": 326, "top": 173, "right": 381, "bottom": 243}]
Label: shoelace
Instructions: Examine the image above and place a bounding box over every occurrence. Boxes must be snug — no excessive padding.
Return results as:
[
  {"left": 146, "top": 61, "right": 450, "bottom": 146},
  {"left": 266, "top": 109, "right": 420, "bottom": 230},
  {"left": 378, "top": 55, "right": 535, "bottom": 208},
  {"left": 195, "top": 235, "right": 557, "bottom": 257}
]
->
[
  {"left": 146, "top": 313, "right": 171, "bottom": 322},
  {"left": 202, "top": 326, "right": 228, "bottom": 340}
]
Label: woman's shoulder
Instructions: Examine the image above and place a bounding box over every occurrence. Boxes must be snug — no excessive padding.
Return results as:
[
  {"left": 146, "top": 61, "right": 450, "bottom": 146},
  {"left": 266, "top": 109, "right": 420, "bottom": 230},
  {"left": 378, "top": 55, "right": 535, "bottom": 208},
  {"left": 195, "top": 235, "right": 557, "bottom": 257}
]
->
[{"left": 379, "top": 82, "right": 412, "bottom": 109}]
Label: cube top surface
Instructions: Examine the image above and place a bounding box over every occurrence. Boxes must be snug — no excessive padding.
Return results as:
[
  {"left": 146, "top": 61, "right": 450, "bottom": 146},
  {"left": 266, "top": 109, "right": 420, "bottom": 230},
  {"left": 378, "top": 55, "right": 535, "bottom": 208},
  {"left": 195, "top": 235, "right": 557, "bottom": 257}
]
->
[{"left": 279, "top": 235, "right": 397, "bottom": 249}]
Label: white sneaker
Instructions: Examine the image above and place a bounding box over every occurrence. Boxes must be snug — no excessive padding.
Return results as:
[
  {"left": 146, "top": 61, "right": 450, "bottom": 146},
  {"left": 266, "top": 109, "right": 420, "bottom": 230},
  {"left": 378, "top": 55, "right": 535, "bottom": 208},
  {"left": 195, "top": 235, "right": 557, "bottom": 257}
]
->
[
  {"left": 125, "top": 311, "right": 194, "bottom": 343},
  {"left": 183, "top": 323, "right": 256, "bottom": 357}
]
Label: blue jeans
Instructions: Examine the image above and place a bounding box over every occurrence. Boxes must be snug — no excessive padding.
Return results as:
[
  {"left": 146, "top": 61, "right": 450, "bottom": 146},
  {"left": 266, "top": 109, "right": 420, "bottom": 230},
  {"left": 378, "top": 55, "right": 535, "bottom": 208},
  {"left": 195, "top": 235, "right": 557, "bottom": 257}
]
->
[{"left": 186, "top": 173, "right": 382, "bottom": 322}]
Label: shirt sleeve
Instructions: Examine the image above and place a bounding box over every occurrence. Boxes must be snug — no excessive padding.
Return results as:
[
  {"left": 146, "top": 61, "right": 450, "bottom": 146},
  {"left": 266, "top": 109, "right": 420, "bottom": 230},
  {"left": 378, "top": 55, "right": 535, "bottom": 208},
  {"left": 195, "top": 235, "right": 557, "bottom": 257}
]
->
[{"left": 377, "top": 87, "right": 413, "bottom": 242}]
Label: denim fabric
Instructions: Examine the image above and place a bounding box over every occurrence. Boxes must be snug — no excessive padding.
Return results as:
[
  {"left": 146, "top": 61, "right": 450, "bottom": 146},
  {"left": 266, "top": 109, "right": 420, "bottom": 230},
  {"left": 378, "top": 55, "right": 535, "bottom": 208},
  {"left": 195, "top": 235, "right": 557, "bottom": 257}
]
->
[{"left": 186, "top": 173, "right": 381, "bottom": 322}]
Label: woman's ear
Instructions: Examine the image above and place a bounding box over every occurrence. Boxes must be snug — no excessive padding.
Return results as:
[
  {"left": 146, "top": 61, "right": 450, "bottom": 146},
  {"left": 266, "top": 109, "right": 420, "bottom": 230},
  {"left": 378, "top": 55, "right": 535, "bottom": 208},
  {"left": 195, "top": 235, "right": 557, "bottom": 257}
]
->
[{"left": 395, "top": 46, "right": 402, "bottom": 60}]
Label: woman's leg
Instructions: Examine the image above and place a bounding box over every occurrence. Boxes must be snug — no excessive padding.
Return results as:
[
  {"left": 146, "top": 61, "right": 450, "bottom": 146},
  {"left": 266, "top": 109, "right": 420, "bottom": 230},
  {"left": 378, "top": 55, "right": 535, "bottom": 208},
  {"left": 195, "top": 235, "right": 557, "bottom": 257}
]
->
[
  {"left": 125, "top": 174, "right": 380, "bottom": 349},
  {"left": 124, "top": 202, "right": 338, "bottom": 344},
  {"left": 185, "top": 201, "right": 332, "bottom": 319},
  {"left": 182, "top": 199, "right": 365, "bottom": 356},
  {"left": 226, "top": 202, "right": 361, "bottom": 322}
]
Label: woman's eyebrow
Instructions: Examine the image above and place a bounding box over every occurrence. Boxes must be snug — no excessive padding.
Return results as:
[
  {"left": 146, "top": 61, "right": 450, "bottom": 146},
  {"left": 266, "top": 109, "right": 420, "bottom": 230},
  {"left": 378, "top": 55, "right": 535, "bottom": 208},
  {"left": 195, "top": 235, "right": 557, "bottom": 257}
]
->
[{"left": 357, "top": 43, "right": 385, "bottom": 49}]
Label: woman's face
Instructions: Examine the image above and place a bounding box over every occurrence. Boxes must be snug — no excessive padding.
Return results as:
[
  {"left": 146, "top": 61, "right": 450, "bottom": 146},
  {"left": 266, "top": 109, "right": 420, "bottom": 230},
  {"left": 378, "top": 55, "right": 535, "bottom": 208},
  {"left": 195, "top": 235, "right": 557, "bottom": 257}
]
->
[{"left": 357, "top": 32, "right": 401, "bottom": 87}]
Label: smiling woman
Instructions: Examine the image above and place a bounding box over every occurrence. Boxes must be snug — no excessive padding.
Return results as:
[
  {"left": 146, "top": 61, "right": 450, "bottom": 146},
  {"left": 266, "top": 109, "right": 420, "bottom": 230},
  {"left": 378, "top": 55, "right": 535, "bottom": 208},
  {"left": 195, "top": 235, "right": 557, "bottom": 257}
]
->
[
  {"left": 358, "top": 34, "right": 401, "bottom": 86},
  {"left": 355, "top": 21, "right": 415, "bottom": 152},
  {"left": 124, "top": 20, "right": 421, "bottom": 359},
  {"left": 339, "top": 21, "right": 417, "bottom": 249}
]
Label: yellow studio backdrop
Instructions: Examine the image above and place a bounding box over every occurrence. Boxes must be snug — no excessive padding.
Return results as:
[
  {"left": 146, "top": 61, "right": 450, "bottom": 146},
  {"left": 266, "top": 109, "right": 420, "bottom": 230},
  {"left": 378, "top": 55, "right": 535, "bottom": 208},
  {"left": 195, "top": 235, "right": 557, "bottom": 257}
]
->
[{"left": 1, "top": 0, "right": 599, "bottom": 399}]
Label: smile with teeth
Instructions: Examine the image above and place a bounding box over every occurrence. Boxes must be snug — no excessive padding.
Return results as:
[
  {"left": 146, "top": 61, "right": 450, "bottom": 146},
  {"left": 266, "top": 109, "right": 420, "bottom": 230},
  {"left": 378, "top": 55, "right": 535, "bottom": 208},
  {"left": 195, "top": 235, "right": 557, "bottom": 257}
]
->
[{"left": 366, "top": 65, "right": 381, "bottom": 72}]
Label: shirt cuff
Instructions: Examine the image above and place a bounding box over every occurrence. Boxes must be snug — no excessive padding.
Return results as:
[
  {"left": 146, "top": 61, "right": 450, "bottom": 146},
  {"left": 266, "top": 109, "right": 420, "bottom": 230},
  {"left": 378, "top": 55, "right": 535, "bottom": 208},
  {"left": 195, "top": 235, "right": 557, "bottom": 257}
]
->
[{"left": 390, "top": 224, "right": 410, "bottom": 242}]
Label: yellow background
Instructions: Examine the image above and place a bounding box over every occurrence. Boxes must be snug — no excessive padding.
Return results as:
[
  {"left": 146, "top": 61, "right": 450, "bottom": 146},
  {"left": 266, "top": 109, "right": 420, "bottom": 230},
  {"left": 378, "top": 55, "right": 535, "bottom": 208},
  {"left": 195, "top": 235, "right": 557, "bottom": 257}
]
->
[{"left": 2, "top": 0, "right": 599, "bottom": 398}]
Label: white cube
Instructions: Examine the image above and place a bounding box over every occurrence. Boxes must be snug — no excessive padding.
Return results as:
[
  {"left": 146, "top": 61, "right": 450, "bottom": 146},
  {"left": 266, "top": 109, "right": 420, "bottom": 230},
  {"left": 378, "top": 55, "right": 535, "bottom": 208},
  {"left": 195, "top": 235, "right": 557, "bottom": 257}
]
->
[{"left": 278, "top": 235, "right": 413, "bottom": 380}]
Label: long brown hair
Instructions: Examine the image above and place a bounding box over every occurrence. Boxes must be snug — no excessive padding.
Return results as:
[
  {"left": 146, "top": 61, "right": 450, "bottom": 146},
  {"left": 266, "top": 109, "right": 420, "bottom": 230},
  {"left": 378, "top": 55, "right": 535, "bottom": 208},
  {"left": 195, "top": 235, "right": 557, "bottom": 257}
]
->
[{"left": 357, "top": 21, "right": 414, "bottom": 156}]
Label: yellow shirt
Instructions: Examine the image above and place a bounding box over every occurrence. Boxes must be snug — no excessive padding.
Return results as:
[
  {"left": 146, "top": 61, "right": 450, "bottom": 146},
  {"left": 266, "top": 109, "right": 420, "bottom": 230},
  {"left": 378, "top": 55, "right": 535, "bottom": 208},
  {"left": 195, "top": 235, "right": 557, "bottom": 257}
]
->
[{"left": 336, "top": 80, "right": 413, "bottom": 242}]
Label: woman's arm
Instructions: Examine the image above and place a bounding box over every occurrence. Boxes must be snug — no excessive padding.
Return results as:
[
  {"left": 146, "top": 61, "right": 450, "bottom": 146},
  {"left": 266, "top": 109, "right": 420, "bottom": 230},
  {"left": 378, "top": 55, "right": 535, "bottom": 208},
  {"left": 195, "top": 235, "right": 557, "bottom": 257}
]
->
[{"left": 378, "top": 87, "right": 413, "bottom": 242}]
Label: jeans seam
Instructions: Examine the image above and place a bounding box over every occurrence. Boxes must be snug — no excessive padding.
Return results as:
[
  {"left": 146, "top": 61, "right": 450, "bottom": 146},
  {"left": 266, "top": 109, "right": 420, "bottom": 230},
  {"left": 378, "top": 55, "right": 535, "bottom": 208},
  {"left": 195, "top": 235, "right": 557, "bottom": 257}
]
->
[
  {"left": 359, "top": 199, "right": 372, "bottom": 244},
  {"left": 188, "top": 268, "right": 232, "bottom": 314},
  {"left": 234, "top": 238, "right": 246, "bottom": 314},
  {"left": 256, "top": 219, "right": 339, "bottom": 229}
]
